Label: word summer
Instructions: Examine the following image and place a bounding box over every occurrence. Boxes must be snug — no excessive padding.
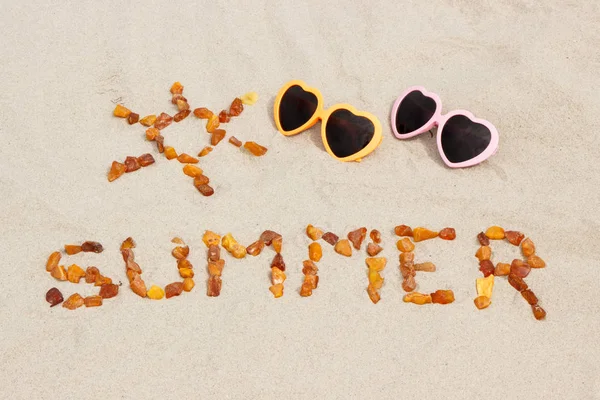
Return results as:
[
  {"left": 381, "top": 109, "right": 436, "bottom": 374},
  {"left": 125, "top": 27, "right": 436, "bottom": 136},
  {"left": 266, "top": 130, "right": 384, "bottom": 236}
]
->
[{"left": 44, "top": 225, "right": 547, "bottom": 321}]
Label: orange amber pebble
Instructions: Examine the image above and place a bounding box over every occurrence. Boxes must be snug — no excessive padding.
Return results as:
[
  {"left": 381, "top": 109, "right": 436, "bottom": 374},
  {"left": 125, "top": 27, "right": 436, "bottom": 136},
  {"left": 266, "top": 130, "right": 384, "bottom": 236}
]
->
[
  {"left": 46, "top": 287, "right": 64, "bottom": 307},
  {"left": 306, "top": 224, "right": 323, "bottom": 241},
  {"left": 194, "top": 175, "right": 210, "bottom": 187},
  {"left": 206, "top": 115, "right": 220, "bottom": 133},
  {"left": 130, "top": 275, "right": 147, "bottom": 298},
  {"left": 164, "top": 147, "right": 178, "bottom": 160},
  {"left": 82, "top": 241, "right": 104, "bottom": 253},
  {"left": 113, "top": 104, "right": 131, "bottom": 118},
  {"left": 474, "top": 295, "right": 491, "bottom": 309},
  {"left": 347, "top": 227, "right": 367, "bottom": 249},
  {"left": 244, "top": 141, "right": 268, "bottom": 156},
  {"left": 302, "top": 260, "right": 318, "bottom": 276},
  {"left": 505, "top": 231, "right": 525, "bottom": 246},
  {"left": 174, "top": 109, "right": 191, "bottom": 122},
  {"left": 321, "top": 232, "right": 339, "bottom": 246},
  {"left": 334, "top": 239, "right": 352, "bottom": 257},
  {"left": 367, "top": 242, "right": 383, "bottom": 256},
  {"left": 46, "top": 251, "right": 61, "bottom": 272},
  {"left": 521, "top": 238, "right": 536, "bottom": 257},
  {"left": 521, "top": 289, "right": 538, "bottom": 305},
  {"left": 479, "top": 260, "right": 495, "bottom": 277},
  {"left": 370, "top": 229, "right": 382, "bottom": 243},
  {"left": 177, "top": 153, "right": 199, "bottom": 164},
  {"left": 84, "top": 295, "right": 103, "bottom": 307},
  {"left": 145, "top": 127, "right": 160, "bottom": 141},
  {"left": 165, "top": 282, "right": 184, "bottom": 299},
  {"left": 272, "top": 237, "right": 282, "bottom": 253},
  {"left": 229, "top": 136, "right": 242, "bottom": 147},
  {"left": 99, "top": 283, "right": 119, "bottom": 299},
  {"left": 198, "top": 147, "right": 213, "bottom": 157},
  {"left": 63, "top": 293, "right": 84, "bottom": 310},
  {"left": 510, "top": 259, "right": 531, "bottom": 278},
  {"left": 124, "top": 156, "right": 141, "bottom": 172},
  {"left": 508, "top": 273, "right": 528, "bottom": 292},
  {"left": 394, "top": 225, "right": 413, "bottom": 237},
  {"left": 532, "top": 304, "right": 546, "bottom": 320},
  {"left": 208, "top": 245, "right": 220, "bottom": 262},
  {"left": 430, "top": 290, "right": 455, "bottom": 304},
  {"left": 271, "top": 253, "right": 286, "bottom": 272},
  {"left": 207, "top": 275, "right": 222, "bottom": 297},
  {"left": 527, "top": 255, "right": 546, "bottom": 269},
  {"left": 396, "top": 238, "right": 415, "bottom": 252},
  {"left": 183, "top": 164, "right": 203, "bottom": 177},
  {"left": 177, "top": 258, "right": 193, "bottom": 270},
  {"left": 140, "top": 115, "right": 157, "bottom": 127},
  {"left": 269, "top": 284, "right": 284, "bottom": 298},
  {"left": 494, "top": 263, "right": 511, "bottom": 276},
  {"left": 208, "top": 259, "right": 225, "bottom": 276},
  {"left": 127, "top": 112, "right": 139, "bottom": 125},
  {"left": 271, "top": 267, "right": 286, "bottom": 285},
  {"left": 193, "top": 108, "right": 213, "bottom": 119},
  {"left": 85, "top": 266, "right": 99, "bottom": 283},
  {"left": 367, "top": 285, "right": 381, "bottom": 304},
  {"left": 67, "top": 264, "right": 86, "bottom": 283},
  {"left": 412, "top": 227, "right": 438, "bottom": 242},
  {"left": 475, "top": 246, "right": 492, "bottom": 261},
  {"left": 64, "top": 244, "right": 82, "bottom": 255},
  {"left": 414, "top": 262, "right": 436, "bottom": 272},
  {"left": 211, "top": 129, "right": 226, "bottom": 146},
  {"left": 155, "top": 135, "right": 165, "bottom": 153},
  {"left": 308, "top": 242, "right": 322, "bottom": 262},
  {"left": 94, "top": 275, "right": 112, "bottom": 287},
  {"left": 366, "top": 258, "right": 387, "bottom": 272},
  {"left": 218, "top": 110, "right": 230, "bottom": 123},
  {"left": 304, "top": 274, "right": 319, "bottom": 289},
  {"left": 176, "top": 99, "right": 189, "bottom": 111},
  {"left": 485, "top": 226, "right": 505, "bottom": 240},
  {"left": 300, "top": 281, "right": 313, "bottom": 297},
  {"left": 137, "top": 153, "right": 155, "bottom": 167},
  {"left": 368, "top": 270, "right": 384, "bottom": 289},
  {"left": 170, "top": 81, "right": 184, "bottom": 94},
  {"left": 477, "top": 232, "right": 490, "bottom": 246},
  {"left": 203, "top": 231, "right": 221, "bottom": 247},
  {"left": 229, "top": 98, "right": 244, "bottom": 116},
  {"left": 403, "top": 292, "right": 432, "bottom": 305},
  {"left": 260, "top": 230, "right": 282, "bottom": 246},
  {"left": 183, "top": 278, "right": 195, "bottom": 292},
  {"left": 439, "top": 227, "right": 456, "bottom": 240},
  {"left": 172, "top": 245, "right": 190, "bottom": 260},
  {"left": 196, "top": 183, "right": 214, "bottom": 196},
  {"left": 402, "top": 276, "right": 417, "bottom": 292},
  {"left": 51, "top": 265, "right": 67, "bottom": 281},
  {"left": 246, "top": 240, "right": 265, "bottom": 256},
  {"left": 154, "top": 112, "right": 173, "bottom": 130}
]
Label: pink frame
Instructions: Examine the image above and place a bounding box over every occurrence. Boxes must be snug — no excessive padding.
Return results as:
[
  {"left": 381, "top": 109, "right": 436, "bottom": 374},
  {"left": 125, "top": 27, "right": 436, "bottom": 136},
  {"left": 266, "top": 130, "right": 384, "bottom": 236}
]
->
[{"left": 390, "top": 86, "right": 499, "bottom": 168}]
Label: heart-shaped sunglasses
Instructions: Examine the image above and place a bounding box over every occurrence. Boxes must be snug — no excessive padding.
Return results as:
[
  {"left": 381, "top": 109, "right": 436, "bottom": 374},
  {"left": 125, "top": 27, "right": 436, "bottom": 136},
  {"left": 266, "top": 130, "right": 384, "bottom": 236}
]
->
[
  {"left": 274, "top": 80, "right": 382, "bottom": 162},
  {"left": 391, "top": 86, "right": 499, "bottom": 168}
]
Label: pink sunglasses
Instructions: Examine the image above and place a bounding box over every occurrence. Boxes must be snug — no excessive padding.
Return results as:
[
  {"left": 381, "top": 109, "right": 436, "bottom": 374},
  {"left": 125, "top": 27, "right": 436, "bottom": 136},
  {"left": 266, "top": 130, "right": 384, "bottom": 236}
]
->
[{"left": 390, "top": 86, "right": 499, "bottom": 168}]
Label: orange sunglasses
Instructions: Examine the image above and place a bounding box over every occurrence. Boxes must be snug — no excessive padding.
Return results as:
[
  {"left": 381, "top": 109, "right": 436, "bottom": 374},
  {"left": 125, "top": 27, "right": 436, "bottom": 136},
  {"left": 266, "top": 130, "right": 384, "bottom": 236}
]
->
[{"left": 274, "top": 80, "right": 382, "bottom": 162}]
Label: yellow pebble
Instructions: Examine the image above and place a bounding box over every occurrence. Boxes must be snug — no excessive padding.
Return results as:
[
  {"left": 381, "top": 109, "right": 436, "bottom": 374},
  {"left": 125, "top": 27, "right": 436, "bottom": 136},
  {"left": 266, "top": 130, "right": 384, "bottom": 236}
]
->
[
  {"left": 476, "top": 275, "right": 494, "bottom": 299},
  {"left": 240, "top": 92, "right": 259, "bottom": 105},
  {"left": 147, "top": 285, "right": 165, "bottom": 300},
  {"left": 183, "top": 278, "right": 195, "bottom": 292},
  {"left": 113, "top": 104, "right": 131, "bottom": 118},
  {"left": 365, "top": 257, "right": 387, "bottom": 272},
  {"left": 179, "top": 268, "right": 194, "bottom": 278},
  {"left": 221, "top": 233, "right": 238, "bottom": 252},
  {"left": 485, "top": 226, "right": 505, "bottom": 240}
]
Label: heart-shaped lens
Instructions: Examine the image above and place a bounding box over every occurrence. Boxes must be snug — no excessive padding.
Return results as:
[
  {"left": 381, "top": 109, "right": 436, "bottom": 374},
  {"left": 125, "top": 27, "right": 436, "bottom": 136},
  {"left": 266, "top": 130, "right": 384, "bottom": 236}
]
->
[
  {"left": 278, "top": 85, "right": 319, "bottom": 132},
  {"left": 325, "top": 109, "right": 375, "bottom": 158},
  {"left": 395, "top": 91, "right": 438, "bottom": 134},
  {"left": 439, "top": 115, "right": 492, "bottom": 163}
]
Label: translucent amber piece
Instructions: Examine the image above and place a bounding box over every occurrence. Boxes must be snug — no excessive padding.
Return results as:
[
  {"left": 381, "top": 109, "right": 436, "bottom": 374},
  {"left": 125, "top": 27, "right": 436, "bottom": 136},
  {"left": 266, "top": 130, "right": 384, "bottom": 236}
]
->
[
  {"left": 130, "top": 275, "right": 147, "bottom": 298},
  {"left": 172, "top": 245, "right": 189, "bottom": 260},
  {"left": 306, "top": 224, "right": 323, "bottom": 240},
  {"left": 396, "top": 238, "right": 415, "bottom": 252},
  {"left": 403, "top": 292, "right": 431, "bottom": 305},
  {"left": 271, "top": 267, "right": 286, "bottom": 285},
  {"left": 51, "top": 265, "right": 67, "bottom": 281},
  {"left": 300, "top": 282, "right": 313, "bottom": 297},
  {"left": 230, "top": 243, "right": 247, "bottom": 259},
  {"left": 84, "top": 295, "right": 103, "bottom": 307},
  {"left": 198, "top": 147, "right": 213, "bottom": 157},
  {"left": 366, "top": 257, "right": 387, "bottom": 272},
  {"left": 145, "top": 127, "right": 159, "bottom": 141},
  {"left": 347, "top": 227, "right": 367, "bottom": 249},
  {"left": 154, "top": 112, "right": 173, "bottom": 130},
  {"left": 183, "top": 278, "right": 195, "bottom": 292},
  {"left": 208, "top": 245, "right": 220, "bottom": 262},
  {"left": 124, "top": 156, "right": 141, "bottom": 172},
  {"left": 229, "top": 136, "right": 242, "bottom": 147},
  {"left": 147, "top": 285, "right": 165, "bottom": 300},
  {"left": 494, "top": 263, "right": 511, "bottom": 276},
  {"left": 271, "top": 253, "right": 286, "bottom": 272},
  {"left": 521, "top": 289, "right": 538, "bottom": 305},
  {"left": 64, "top": 245, "right": 82, "bottom": 255},
  {"left": 474, "top": 296, "right": 491, "bottom": 309},
  {"left": 532, "top": 304, "right": 546, "bottom": 320},
  {"left": 63, "top": 293, "right": 84, "bottom": 310},
  {"left": 246, "top": 240, "right": 265, "bottom": 256},
  {"left": 272, "top": 237, "right": 282, "bottom": 254},
  {"left": 322, "top": 232, "right": 339, "bottom": 245},
  {"left": 304, "top": 274, "right": 319, "bottom": 289},
  {"left": 412, "top": 227, "right": 438, "bottom": 242},
  {"left": 177, "top": 258, "right": 193, "bottom": 270},
  {"left": 302, "top": 260, "right": 318, "bottom": 275},
  {"left": 527, "top": 255, "right": 546, "bottom": 269},
  {"left": 414, "top": 262, "right": 436, "bottom": 272},
  {"left": 94, "top": 275, "right": 112, "bottom": 287},
  {"left": 485, "top": 226, "right": 505, "bottom": 240},
  {"left": 244, "top": 141, "right": 268, "bottom": 156},
  {"left": 367, "top": 285, "right": 381, "bottom": 304},
  {"left": 165, "top": 282, "right": 184, "bottom": 299},
  {"left": 46, "top": 288, "right": 63, "bottom": 307},
  {"left": 108, "top": 161, "right": 126, "bottom": 182},
  {"left": 113, "top": 104, "right": 131, "bottom": 118},
  {"left": 139, "top": 115, "right": 157, "bottom": 126},
  {"left": 137, "top": 153, "right": 155, "bottom": 167},
  {"left": 430, "top": 290, "right": 455, "bottom": 304},
  {"left": 221, "top": 233, "right": 237, "bottom": 251},
  {"left": 170, "top": 81, "right": 184, "bottom": 94},
  {"left": 476, "top": 275, "right": 494, "bottom": 298},
  {"left": 439, "top": 227, "right": 456, "bottom": 240},
  {"left": 156, "top": 136, "right": 164, "bottom": 153},
  {"left": 402, "top": 276, "right": 417, "bottom": 292},
  {"left": 183, "top": 164, "right": 203, "bottom": 177},
  {"left": 240, "top": 92, "right": 258, "bottom": 105},
  {"left": 521, "top": 238, "right": 536, "bottom": 257},
  {"left": 218, "top": 110, "right": 230, "bottom": 123},
  {"left": 334, "top": 239, "right": 352, "bottom": 257},
  {"left": 120, "top": 237, "right": 136, "bottom": 250},
  {"left": 193, "top": 175, "right": 210, "bottom": 187},
  {"left": 177, "top": 153, "right": 198, "bottom": 164},
  {"left": 207, "top": 275, "right": 222, "bottom": 297},
  {"left": 99, "top": 284, "right": 119, "bottom": 299},
  {"left": 203, "top": 231, "right": 221, "bottom": 247},
  {"left": 46, "top": 251, "right": 61, "bottom": 272},
  {"left": 260, "top": 230, "right": 281, "bottom": 246},
  {"left": 508, "top": 273, "right": 528, "bottom": 292},
  {"left": 179, "top": 268, "right": 194, "bottom": 278},
  {"left": 510, "top": 259, "right": 531, "bottom": 278},
  {"left": 270, "top": 284, "right": 284, "bottom": 298},
  {"left": 67, "top": 264, "right": 86, "bottom": 283},
  {"left": 174, "top": 109, "right": 191, "bottom": 122},
  {"left": 367, "top": 243, "right": 383, "bottom": 256},
  {"left": 196, "top": 184, "right": 214, "bottom": 196},
  {"left": 208, "top": 260, "right": 225, "bottom": 276},
  {"left": 85, "top": 267, "right": 99, "bottom": 283},
  {"left": 475, "top": 246, "right": 492, "bottom": 261},
  {"left": 206, "top": 115, "right": 220, "bottom": 133},
  {"left": 127, "top": 113, "right": 139, "bottom": 125},
  {"left": 211, "top": 129, "right": 226, "bottom": 146},
  {"left": 370, "top": 229, "right": 381, "bottom": 243},
  {"left": 505, "top": 231, "right": 525, "bottom": 246},
  {"left": 368, "top": 270, "right": 384, "bottom": 289},
  {"left": 477, "top": 232, "right": 490, "bottom": 246},
  {"left": 479, "top": 260, "right": 495, "bottom": 277},
  {"left": 193, "top": 108, "right": 213, "bottom": 119},
  {"left": 229, "top": 98, "right": 244, "bottom": 116},
  {"left": 394, "top": 225, "right": 413, "bottom": 237},
  {"left": 308, "top": 242, "right": 322, "bottom": 262}
]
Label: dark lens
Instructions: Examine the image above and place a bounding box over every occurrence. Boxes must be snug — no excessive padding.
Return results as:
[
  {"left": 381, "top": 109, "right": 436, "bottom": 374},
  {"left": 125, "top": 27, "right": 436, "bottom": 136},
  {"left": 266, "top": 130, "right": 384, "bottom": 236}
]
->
[
  {"left": 395, "top": 91, "right": 437, "bottom": 134},
  {"left": 325, "top": 109, "right": 375, "bottom": 158},
  {"left": 440, "top": 115, "right": 492, "bottom": 163},
  {"left": 278, "top": 85, "right": 319, "bottom": 132}
]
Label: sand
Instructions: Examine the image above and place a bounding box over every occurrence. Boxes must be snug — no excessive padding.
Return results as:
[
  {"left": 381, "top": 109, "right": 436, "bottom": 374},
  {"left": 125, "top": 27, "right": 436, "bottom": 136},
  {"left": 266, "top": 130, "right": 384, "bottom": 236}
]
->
[{"left": 1, "top": 1, "right": 599, "bottom": 399}]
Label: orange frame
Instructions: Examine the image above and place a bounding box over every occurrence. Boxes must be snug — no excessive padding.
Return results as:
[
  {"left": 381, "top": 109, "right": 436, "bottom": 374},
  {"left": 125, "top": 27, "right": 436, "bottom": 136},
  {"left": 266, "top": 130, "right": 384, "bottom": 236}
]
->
[{"left": 274, "top": 80, "right": 383, "bottom": 162}]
